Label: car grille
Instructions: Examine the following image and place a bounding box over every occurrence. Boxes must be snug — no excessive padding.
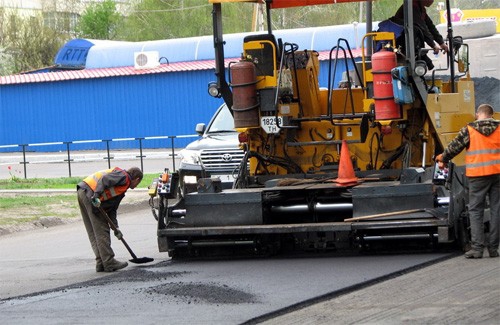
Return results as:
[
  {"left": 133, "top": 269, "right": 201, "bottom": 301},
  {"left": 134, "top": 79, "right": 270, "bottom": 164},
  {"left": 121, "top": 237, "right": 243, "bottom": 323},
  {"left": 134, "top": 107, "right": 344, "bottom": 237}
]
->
[{"left": 199, "top": 148, "right": 245, "bottom": 172}]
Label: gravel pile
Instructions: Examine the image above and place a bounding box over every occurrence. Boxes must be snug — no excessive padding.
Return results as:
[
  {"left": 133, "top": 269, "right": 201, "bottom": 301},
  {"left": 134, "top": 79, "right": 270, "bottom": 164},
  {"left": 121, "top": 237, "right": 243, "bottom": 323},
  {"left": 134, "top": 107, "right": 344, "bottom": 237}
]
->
[{"left": 473, "top": 77, "right": 499, "bottom": 110}]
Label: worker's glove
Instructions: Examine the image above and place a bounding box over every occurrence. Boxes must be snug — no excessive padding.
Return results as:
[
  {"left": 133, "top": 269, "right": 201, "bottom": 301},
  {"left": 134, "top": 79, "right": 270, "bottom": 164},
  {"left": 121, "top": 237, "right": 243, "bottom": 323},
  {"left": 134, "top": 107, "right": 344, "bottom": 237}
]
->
[
  {"left": 434, "top": 154, "right": 447, "bottom": 170},
  {"left": 91, "top": 197, "right": 101, "bottom": 208},
  {"left": 114, "top": 229, "right": 123, "bottom": 240}
]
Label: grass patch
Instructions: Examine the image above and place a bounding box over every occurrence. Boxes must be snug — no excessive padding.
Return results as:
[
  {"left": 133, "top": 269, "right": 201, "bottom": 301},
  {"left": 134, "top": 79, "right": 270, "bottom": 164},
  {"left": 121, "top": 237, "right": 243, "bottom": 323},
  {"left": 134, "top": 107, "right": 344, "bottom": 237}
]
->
[
  {"left": 0, "top": 174, "right": 157, "bottom": 190},
  {"left": 0, "top": 195, "right": 80, "bottom": 227},
  {"left": 0, "top": 217, "right": 39, "bottom": 226},
  {"left": 0, "top": 195, "right": 76, "bottom": 209}
]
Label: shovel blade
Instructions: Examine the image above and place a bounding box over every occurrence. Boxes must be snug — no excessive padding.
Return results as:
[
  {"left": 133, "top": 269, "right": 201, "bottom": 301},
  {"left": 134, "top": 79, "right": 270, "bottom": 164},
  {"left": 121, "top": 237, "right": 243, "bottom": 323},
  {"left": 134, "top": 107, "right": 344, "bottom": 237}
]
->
[{"left": 129, "top": 257, "right": 154, "bottom": 264}]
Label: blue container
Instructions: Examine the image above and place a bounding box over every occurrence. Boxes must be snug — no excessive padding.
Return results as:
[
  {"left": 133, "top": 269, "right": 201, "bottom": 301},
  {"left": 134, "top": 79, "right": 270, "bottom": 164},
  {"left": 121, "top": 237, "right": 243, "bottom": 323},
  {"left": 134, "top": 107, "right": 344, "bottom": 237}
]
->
[{"left": 391, "top": 66, "right": 414, "bottom": 104}]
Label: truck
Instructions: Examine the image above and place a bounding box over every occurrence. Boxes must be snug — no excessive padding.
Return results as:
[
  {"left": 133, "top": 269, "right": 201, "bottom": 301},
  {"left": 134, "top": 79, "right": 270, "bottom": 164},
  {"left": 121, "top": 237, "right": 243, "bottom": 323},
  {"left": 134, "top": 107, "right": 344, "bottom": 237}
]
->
[{"left": 149, "top": 0, "right": 480, "bottom": 258}]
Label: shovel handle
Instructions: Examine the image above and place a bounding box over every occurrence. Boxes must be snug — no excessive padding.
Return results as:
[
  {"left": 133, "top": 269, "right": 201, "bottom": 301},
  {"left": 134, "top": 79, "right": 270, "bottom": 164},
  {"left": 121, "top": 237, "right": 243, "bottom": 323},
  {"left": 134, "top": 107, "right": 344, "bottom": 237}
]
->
[
  {"left": 97, "top": 206, "right": 138, "bottom": 259},
  {"left": 344, "top": 208, "right": 424, "bottom": 222}
]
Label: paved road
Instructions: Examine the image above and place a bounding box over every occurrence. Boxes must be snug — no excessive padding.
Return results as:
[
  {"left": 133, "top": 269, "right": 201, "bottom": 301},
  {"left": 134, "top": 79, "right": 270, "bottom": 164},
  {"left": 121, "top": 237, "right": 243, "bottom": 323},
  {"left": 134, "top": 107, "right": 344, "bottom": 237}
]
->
[
  {"left": 0, "top": 203, "right": 458, "bottom": 324},
  {"left": 260, "top": 254, "right": 500, "bottom": 325}
]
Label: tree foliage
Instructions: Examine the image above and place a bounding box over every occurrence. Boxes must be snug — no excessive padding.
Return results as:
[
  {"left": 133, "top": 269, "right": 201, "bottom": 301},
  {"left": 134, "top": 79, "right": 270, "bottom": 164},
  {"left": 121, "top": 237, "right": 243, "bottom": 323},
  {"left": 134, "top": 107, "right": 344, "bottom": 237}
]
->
[
  {"left": 116, "top": 0, "right": 214, "bottom": 41},
  {"left": 74, "top": 0, "right": 121, "bottom": 39},
  {"left": 0, "top": 9, "right": 66, "bottom": 75}
]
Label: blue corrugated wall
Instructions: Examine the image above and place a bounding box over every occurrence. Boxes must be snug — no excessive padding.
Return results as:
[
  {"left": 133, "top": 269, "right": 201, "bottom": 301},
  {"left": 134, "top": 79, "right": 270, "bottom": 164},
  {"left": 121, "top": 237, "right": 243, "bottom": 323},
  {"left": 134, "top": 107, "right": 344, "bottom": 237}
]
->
[
  {"left": 0, "top": 60, "right": 354, "bottom": 152},
  {"left": 0, "top": 70, "right": 224, "bottom": 152}
]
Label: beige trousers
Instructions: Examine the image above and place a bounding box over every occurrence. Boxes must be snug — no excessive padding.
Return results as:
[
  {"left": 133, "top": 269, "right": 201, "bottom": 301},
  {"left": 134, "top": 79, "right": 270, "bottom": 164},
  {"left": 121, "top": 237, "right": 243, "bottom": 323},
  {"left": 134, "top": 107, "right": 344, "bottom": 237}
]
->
[{"left": 77, "top": 188, "right": 115, "bottom": 266}]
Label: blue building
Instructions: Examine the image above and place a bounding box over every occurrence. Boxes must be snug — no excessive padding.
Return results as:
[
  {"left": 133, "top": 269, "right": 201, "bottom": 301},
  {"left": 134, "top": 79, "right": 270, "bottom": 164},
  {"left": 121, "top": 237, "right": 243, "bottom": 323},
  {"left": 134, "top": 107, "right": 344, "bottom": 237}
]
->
[{"left": 0, "top": 23, "right": 373, "bottom": 152}]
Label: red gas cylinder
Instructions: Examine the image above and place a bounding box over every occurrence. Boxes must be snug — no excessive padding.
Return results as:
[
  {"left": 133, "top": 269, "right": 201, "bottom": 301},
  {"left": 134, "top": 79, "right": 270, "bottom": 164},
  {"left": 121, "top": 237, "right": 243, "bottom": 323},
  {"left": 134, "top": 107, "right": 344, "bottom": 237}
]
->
[
  {"left": 371, "top": 50, "right": 401, "bottom": 120},
  {"left": 230, "top": 61, "right": 259, "bottom": 128}
]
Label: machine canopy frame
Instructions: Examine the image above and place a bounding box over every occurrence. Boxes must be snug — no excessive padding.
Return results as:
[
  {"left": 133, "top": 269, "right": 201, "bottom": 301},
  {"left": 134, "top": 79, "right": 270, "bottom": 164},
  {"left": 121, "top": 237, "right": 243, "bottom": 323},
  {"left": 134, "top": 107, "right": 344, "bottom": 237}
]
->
[{"left": 209, "top": 0, "right": 373, "bottom": 9}]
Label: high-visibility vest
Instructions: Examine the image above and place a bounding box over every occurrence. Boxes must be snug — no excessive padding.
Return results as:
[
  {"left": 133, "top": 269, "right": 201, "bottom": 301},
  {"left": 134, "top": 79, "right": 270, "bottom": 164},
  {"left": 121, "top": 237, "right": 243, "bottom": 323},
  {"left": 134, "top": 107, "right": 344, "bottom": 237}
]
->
[
  {"left": 465, "top": 126, "right": 500, "bottom": 177},
  {"left": 83, "top": 167, "right": 131, "bottom": 201}
]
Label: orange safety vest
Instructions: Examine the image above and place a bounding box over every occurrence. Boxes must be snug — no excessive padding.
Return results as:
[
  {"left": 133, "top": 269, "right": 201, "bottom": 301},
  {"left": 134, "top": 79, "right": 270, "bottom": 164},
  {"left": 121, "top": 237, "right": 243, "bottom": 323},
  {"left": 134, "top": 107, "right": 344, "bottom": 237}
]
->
[
  {"left": 465, "top": 126, "right": 500, "bottom": 177},
  {"left": 83, "top": 167, "right": 131, "bottom": 201}
]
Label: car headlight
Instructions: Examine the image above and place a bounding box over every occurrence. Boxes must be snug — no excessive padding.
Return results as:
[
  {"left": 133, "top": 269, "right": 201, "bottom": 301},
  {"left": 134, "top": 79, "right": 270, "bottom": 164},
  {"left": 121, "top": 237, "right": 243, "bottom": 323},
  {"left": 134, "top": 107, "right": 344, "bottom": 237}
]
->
[{"left": 179, "top": 149, "right": 202, "bottom": 165}]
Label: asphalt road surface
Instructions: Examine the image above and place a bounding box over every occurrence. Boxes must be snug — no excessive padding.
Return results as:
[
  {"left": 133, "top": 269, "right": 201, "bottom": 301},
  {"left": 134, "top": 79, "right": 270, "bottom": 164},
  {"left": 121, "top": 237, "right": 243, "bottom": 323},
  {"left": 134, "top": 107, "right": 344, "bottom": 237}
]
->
[{"left": 0, "top": 203, "right": 454, "bottom": 324}]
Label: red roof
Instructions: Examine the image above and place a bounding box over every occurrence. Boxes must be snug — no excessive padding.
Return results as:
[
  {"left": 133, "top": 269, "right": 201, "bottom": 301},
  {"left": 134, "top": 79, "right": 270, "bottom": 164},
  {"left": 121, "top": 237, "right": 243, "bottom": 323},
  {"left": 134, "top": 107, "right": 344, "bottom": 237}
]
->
[
  {"left": 0, "top": 49, "right": 362, "bottom": 86},
  {"left": 0, "top": 59, "right": 218, "bottom": 86}
]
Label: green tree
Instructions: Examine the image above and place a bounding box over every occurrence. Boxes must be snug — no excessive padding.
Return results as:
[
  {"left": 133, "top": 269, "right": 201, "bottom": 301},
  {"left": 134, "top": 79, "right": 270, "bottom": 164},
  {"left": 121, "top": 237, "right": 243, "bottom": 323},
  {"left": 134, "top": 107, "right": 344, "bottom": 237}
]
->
[
  {"left": 75, "top": 0, "right": 121, "bottom": 39},
  {"left": 117, "top": 0, "right": 214, "bottom": 41},
  {"left": 0, "top": 10, "right": 65, "bottom": 75}
]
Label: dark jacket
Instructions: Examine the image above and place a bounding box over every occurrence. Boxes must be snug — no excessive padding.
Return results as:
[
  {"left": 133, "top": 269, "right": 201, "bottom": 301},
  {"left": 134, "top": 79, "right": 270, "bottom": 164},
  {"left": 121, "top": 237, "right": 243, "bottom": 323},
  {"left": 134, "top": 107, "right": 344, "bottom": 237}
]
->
[
  {"left": 77, "top": 169, "right": 129, "bottom": 225},
  {"left": 394, "top": 2, "right": 444, "bottom": 48}
]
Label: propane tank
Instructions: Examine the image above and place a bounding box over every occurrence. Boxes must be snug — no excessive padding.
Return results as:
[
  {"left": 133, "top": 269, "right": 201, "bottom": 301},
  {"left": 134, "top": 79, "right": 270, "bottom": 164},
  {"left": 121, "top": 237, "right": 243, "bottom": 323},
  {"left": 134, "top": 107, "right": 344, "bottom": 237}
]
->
[
  {"left": 371, "top": 49, "right": 401, "bottom": 120},
  {"left": 230, "top": 61, "right": 259, "bottom": 128}
]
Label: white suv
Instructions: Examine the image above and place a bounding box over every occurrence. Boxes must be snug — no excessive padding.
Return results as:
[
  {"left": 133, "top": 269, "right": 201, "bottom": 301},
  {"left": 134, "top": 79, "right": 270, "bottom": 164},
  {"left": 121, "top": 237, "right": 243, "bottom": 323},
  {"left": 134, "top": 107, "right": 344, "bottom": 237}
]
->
[{"left": 178, "top": 104, "right": 244, "bottom": 195}]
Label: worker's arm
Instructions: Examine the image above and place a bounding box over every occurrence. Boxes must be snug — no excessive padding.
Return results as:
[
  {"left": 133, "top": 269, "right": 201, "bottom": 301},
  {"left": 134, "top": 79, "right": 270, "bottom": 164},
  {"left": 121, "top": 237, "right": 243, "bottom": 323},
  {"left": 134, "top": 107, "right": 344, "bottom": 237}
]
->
[
  {"left": 436, "top": 126, "right": 470, "bottom": 164},
  {"left": 94, "top": 194, "right": 124, "bottom": 228},
  {"left": 424, "top": 15, "right": 448, "bottom": 53},
  {"left": 424, "top": 15, "right": 444, "bottom": 45}
]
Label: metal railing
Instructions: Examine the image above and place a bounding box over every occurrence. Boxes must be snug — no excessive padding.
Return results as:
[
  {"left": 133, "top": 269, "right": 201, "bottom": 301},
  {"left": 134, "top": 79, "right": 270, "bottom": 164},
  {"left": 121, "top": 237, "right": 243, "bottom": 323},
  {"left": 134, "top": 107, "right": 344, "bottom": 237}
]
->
[{"left": 0, "top": 135, "right": 197, "bottom": 179}]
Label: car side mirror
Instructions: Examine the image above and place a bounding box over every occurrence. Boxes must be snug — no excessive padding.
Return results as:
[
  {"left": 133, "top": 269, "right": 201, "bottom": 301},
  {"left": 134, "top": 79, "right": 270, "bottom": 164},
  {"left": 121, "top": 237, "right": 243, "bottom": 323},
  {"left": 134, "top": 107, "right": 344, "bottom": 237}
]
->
[{"left": 195, "top": 123, "right": 206, "bottom": 135}]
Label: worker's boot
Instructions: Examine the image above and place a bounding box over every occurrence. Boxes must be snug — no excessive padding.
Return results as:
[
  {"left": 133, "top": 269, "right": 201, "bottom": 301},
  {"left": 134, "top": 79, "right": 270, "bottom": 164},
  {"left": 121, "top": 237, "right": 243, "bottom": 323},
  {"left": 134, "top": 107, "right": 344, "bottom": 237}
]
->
[
  {"left": 96, "top": 262, "right": 105, "bottom": 272},
  {"left": 488, "top": 249, "right": 499, "bottom": 258},
  {"left": 464, "top": 249, "right": 483, "bottom": 259},
  {"left": 103, "top": 259, "right": 128, "bottom": 272},
  {"left": 96, "top": 257, "right": 104, "bottom": 272}
]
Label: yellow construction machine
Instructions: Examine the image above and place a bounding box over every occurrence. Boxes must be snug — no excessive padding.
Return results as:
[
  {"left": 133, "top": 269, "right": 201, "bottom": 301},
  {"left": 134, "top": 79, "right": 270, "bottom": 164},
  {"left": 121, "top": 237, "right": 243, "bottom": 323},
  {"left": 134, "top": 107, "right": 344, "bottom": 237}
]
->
[{"left": 152, "top": 0, "right": 478, "bottom": 258}]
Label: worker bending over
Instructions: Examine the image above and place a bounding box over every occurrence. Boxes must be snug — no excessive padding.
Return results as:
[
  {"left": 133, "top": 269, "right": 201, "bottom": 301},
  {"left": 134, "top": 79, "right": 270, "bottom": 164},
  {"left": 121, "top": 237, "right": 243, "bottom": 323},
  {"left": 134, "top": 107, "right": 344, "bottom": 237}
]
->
[{"left": 77, "top": 167, "right": 143, "bottom": 271}]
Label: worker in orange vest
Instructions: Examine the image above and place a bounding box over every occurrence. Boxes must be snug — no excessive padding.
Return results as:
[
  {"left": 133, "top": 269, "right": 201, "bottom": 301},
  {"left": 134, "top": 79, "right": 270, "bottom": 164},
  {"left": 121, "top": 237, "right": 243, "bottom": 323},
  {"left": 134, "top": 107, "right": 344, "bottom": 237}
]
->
[
  {"left": 77, "top": 167, "right": 143, "bottom": 272},
  {"left": 436, "top": 104, "right": 500, "bottom": 259}
]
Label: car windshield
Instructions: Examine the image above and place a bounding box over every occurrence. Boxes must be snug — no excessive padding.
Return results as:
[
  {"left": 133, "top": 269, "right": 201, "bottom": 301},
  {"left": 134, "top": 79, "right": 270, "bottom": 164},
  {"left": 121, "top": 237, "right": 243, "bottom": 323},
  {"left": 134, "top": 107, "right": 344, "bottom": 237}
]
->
[{"left": 207, "top": 105, "right": 236, "bottom": 133}]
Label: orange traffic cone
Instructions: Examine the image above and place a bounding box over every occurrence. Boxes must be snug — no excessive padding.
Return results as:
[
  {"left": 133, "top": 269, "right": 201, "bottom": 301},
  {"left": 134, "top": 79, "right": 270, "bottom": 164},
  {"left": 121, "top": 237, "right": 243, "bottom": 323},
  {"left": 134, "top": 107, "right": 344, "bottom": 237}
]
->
[{"left": 335, "top": 140, "right": 359, "bottom": 186}]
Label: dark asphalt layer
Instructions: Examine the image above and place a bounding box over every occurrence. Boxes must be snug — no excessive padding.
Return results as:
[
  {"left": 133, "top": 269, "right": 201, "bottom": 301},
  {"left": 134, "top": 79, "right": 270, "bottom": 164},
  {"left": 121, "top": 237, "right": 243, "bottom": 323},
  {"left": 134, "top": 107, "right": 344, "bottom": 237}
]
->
[{"left": 0, "top": 251, "right": 453, "bottom": 324}]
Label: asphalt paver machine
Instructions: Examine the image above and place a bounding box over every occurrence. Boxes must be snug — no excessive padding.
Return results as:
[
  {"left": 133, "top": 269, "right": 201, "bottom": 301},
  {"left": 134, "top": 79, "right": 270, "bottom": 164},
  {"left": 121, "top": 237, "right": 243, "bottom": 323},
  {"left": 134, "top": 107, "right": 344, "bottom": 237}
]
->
[{"left": 150, "top": 0, "right": 477, "bottom": 257}]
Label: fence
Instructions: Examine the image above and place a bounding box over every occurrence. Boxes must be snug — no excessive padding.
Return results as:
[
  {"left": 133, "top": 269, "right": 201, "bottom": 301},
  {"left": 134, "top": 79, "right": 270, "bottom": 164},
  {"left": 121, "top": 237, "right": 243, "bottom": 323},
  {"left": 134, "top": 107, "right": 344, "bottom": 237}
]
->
[{"left": 0, "top": 135, "right": 198, "bottom": 179}]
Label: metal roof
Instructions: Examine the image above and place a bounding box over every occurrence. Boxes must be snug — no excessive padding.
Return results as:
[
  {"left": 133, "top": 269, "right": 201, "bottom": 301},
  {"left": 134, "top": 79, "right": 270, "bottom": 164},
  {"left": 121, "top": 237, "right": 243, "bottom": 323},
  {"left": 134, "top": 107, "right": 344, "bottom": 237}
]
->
[
  {"left": 0, "top": 49, "right": 361, "bottom": 86},
  {"left": 0, "top": 60, "right": 215, "bottom": 85}
]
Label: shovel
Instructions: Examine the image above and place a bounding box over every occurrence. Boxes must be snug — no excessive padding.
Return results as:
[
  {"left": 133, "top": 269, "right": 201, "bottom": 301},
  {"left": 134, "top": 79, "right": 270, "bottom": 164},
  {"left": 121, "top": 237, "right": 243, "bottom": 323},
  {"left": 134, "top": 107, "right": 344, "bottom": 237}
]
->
[{"left": 98, "top": 206, "right": 154, "bottom": 264}]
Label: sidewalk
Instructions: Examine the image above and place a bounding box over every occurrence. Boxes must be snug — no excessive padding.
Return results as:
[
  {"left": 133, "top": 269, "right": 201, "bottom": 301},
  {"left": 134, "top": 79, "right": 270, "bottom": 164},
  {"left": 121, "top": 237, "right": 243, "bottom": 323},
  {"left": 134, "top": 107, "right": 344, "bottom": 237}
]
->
[{"left": 0, "top": 150, "right": 180, "bottom": 179}]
